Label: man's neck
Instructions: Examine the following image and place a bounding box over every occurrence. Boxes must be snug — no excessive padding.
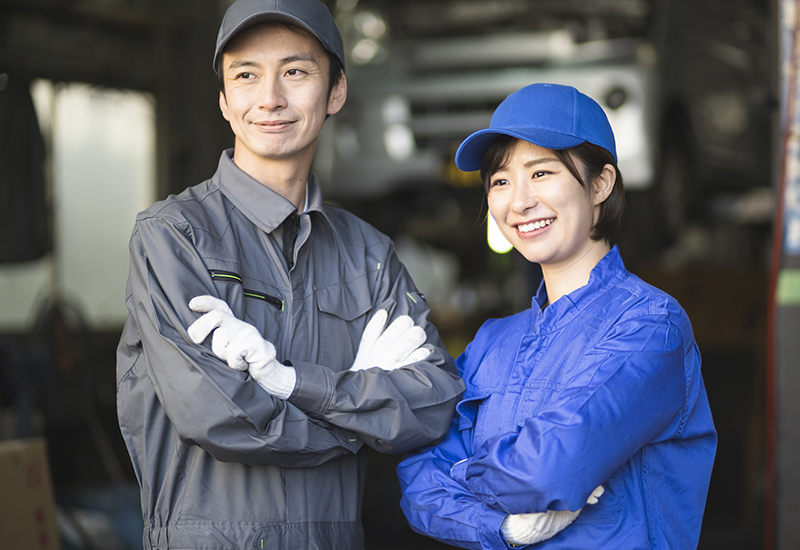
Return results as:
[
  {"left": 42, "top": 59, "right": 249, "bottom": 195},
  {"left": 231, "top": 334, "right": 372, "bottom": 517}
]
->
[{"left": 232, "top": 150, "right": 310, "bottom": 211}]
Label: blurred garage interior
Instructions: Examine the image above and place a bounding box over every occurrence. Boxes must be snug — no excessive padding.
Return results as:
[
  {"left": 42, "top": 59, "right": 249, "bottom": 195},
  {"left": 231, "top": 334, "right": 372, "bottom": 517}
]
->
[{"left": 0, "top": 0, "right": 796, "bottom": 548}]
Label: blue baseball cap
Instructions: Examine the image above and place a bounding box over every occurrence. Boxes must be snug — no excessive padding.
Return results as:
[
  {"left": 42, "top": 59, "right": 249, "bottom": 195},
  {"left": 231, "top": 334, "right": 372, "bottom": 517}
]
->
[
  {"left": 455, "top": 83, "right": 617, "bottom": 172},
  {"left": 214, "top": 0, "right": 346, "bottom": 74}
]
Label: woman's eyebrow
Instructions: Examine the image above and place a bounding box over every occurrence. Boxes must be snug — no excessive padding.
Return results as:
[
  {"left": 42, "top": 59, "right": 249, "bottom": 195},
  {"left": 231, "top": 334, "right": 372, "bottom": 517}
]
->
[{"left": 523, "top": 157, "right": 560, "bottom": 168}]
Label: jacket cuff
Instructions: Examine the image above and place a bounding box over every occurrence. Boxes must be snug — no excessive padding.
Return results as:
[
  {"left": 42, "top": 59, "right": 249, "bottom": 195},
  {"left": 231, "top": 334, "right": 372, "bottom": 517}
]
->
[
  {"left": 479, "top": 507, "right": 517, "bottom": 549},
  {"left": 452, "top": 459, "right": 502, "bottom": 509},
  {"left": 286, "top": 360, "right": 335, "bottom": 418}
]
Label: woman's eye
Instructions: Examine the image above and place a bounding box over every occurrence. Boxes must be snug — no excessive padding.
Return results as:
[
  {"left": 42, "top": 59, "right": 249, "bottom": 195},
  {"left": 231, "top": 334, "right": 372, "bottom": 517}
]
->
[
  {"left": 490, "top": 178, "right": 509, "bottom": 188},
  {"left": 532, "top": 170, "right": 549, "bottom": 179}
]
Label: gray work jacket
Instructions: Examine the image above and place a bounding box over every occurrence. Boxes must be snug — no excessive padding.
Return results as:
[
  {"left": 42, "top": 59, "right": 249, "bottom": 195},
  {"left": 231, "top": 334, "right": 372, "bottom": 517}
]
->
[{"left": 116, "top": 151, "right": 464, "bottom": 550}]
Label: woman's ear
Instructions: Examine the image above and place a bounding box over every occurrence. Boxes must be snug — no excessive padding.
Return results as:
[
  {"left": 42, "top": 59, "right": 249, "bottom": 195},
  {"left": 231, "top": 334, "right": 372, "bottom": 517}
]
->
[{"left": 592, "top": 164, "right": 616, "bottom": 206}]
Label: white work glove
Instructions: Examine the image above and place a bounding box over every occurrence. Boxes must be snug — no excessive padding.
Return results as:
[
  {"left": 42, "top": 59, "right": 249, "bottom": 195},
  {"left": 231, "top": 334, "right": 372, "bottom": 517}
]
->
[
  {"left": 350, "top": 309, "right": 430, "bottom": 371},
  {"left": 501, "top": 485, "right": 605, "bottom": 546},
  {"left": 187, "top": 295, "right": 296, "bottom": 399}
]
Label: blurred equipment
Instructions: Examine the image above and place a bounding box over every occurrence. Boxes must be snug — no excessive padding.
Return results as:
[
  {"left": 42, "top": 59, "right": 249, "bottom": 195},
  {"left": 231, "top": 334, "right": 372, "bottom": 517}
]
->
[
  {"left": 0, "top": 438, "right": 61, "bottom": 550},
  {"left": 652, "top": 0, "right": 773, "bottom": 242},
  {"left": 318, "top": 1, "right": 657, "bottom": 201},
  {"left": 0, "top": 71, "right": 51, "bottom": 263}
]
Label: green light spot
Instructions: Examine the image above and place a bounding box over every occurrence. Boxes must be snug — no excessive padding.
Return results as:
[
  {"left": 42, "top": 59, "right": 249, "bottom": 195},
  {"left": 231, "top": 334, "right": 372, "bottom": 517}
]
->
[
  {"left": 406, "top": 292, "right": 417, "bottom": 304},
  {"left": 777, "top": 269, "right": 800, "bottom": 305}
]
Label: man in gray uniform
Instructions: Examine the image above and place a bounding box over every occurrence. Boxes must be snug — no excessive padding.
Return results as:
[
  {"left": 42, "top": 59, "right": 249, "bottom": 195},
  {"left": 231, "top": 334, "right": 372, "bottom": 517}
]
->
[{"left": 115, "top": 1, "right": 464, "bottom": 548}]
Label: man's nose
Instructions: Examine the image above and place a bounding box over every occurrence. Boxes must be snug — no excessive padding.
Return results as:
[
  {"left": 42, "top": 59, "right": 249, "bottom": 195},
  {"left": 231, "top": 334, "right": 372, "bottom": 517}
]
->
[{"left": 258, "top": 76, "right": 287, "bottom": 111}]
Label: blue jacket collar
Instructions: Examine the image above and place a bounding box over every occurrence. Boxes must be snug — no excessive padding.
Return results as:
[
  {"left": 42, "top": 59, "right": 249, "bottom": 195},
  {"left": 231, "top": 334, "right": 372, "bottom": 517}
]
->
[{"left": 531, "top": 245, "right": 628, "bottom": 332}]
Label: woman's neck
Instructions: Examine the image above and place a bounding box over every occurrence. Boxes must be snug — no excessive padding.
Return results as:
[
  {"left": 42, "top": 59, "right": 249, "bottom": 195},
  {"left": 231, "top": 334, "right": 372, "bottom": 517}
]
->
[{"left": 541, "top": 241, "right": 611, "bottom": 306}]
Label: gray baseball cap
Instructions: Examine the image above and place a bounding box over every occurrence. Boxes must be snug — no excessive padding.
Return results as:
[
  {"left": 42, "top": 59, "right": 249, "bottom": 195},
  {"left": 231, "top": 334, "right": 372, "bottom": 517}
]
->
[{"left": 214, "top": 0, "right": 346, "bottom": 73}]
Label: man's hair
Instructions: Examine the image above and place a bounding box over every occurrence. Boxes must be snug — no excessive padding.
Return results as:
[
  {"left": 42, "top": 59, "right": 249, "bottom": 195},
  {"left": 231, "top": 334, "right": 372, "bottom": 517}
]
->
[
  {"left": 479, "top": 136, "right": 626, "bottom": 242},
  {"left": 215, "top": 22, "right": 345, "bottom": 98}
]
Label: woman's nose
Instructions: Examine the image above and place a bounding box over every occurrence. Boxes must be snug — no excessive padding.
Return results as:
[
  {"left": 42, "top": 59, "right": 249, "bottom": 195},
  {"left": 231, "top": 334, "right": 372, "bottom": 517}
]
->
[{"left": 510, "top": 181, "right": 538, "bottom": 213}]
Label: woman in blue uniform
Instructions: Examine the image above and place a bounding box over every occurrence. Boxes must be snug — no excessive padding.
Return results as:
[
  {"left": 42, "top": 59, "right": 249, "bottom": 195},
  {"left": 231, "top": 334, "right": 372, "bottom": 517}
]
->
[{"left": 397, "top": 83, "right": 716, "bottom": 549}]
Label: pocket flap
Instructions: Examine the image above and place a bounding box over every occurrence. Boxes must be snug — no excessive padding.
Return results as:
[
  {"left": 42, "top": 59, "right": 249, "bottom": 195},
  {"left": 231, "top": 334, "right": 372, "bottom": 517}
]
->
[{"left": 315, "top": 281, "right": 373, "bottom": 322}]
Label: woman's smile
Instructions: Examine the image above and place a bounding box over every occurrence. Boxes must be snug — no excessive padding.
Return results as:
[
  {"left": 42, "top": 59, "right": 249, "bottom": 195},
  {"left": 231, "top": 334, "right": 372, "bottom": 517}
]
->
[{"left": 516, "top": 217, "right": 555, "bottom": 235}]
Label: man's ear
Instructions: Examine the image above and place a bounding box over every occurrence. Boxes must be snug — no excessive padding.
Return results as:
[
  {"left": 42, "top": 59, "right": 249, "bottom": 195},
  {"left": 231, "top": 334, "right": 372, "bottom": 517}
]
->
[
  {"left": 592, "top": 164, "right": 616, "bottom": 206},
  {"left": 219, "top": 91, "right": 231, "bottom": 122},
  {"left": 327, "top": 72, "right": 347, "bottom": 116}
]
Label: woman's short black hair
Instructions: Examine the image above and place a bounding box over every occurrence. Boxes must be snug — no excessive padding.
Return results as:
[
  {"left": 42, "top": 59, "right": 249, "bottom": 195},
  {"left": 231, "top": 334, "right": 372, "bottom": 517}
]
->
[
  {"left": 479, "top": 135, "right": 626, "bottom": 242},
  {"left": 215, "top": 22, "right": 345, "bottom": 98}
]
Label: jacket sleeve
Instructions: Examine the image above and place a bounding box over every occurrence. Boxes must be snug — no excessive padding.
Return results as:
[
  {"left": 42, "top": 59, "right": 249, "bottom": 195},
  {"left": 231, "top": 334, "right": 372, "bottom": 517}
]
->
[
  {"left": 118, "top": 216, "right": 362, "bottom": 467},
  {"left": 450, "top": 313, "right": 698, "bottom": 514},
  {"left": 287, "top": 246, "right": 465, "bottom": 454},
  {"left": 397, "top": 414, "right": 513, "bottom": 549}
]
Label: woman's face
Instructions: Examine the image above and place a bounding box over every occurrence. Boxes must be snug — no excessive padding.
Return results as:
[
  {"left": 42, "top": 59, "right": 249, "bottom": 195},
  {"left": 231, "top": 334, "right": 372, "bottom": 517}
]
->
[{"left": 486, "top": 139, "right": 609, "bottom": 271}]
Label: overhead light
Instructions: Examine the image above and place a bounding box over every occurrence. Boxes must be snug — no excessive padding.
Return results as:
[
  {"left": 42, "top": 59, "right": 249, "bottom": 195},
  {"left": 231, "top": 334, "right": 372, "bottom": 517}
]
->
[
  {"left": 487, "top": 212, "right": 513, "bottom": 254},
  {"left": 382, "top": 95, "right": 410, "bottom": 124},
  {"left": 383, "top": 124, "right": 415, "bottom": 161},
  {"left": 352, "top": 38, "right": 380, "bottom": 64},
  {"left": 353, "top": 11, "right": 386, "bottom": 39}
]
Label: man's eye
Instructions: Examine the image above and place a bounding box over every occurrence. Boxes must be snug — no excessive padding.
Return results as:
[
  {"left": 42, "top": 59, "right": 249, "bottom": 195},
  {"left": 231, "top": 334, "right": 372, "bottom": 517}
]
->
[
  {"left": 237, "top": 72, "right": 254, "bottom": 80},
  {"left": 286, "top": 68, "right": 305, "bottom": 76}
]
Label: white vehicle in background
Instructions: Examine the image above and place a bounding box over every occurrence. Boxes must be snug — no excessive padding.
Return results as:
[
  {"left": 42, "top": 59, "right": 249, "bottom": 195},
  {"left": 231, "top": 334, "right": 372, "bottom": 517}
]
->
[{"left": 315, "top": 26, "right": 659, "bottom": 201}]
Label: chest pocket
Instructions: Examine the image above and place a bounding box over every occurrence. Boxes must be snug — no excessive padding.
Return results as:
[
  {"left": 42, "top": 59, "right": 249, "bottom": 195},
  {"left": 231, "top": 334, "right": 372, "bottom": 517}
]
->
[
  {"left": 207, "top": 269, "right": 286, "bottom": 345},
  {"left": 514, "top": 384, "right": 563, "bottom": 427},
  {"left": 315, "top": 280, "right": 373, "bottom": 372}
]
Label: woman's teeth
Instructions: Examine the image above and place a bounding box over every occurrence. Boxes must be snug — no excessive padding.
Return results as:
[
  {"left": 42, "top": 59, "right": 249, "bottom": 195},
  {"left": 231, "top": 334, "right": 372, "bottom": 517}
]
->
[{"left": 518, "top": 218, "right": 554, "bottom": 233}]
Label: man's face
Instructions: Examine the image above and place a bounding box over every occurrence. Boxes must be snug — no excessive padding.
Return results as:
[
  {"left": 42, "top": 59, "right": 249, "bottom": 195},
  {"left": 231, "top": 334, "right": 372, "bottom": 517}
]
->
[{"left": 218, "top": 22, "right": 346, "bottom": 174}]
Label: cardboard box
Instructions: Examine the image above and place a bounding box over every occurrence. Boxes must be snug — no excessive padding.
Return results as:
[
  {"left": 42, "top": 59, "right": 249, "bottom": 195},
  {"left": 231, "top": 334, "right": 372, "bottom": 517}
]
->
[{"left": 0, "top": 438, "right": 61, "bottom": 550}]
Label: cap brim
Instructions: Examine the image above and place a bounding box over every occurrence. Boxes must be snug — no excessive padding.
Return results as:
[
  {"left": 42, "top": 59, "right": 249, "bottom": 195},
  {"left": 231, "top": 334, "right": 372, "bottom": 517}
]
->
[
  {"left": 215, "top": 13, "right": 342, "bottom": 70},
  {"left": 455, "top": 128, "right": 587, "bottom": 172}
]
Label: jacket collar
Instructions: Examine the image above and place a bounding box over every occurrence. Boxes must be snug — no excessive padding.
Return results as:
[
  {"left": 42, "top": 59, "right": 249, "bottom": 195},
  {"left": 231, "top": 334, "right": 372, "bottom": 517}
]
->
[
  {"left": 214, "top": 149, "right": 327, "bottom": 233},
  {"left": 531, "top": 245, "right": 628, "bottom": 331}
]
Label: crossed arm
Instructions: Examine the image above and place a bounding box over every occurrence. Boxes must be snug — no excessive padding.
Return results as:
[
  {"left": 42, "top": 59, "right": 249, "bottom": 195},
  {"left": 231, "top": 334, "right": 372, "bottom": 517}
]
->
[
  {"left": 398, "top": 315, "right": 689, "bottom": 548},
  {"left": 121, "top": 215, "right": 463, "bottom": 467},
  {"left": 187, "top": 295, "right": 431, "bottom": 398}
]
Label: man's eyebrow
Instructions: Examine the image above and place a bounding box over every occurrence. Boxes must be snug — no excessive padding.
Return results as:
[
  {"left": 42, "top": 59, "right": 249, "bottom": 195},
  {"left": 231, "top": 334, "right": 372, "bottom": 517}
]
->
[
  {"left": 227, "top": 59, "right": 259, "bottom": 72},
  {"left": 226, "top": 54, "right": 319, "bottom": 72},
  {"left": 281, "top": 53, "right": 319, "bottom": 65}
]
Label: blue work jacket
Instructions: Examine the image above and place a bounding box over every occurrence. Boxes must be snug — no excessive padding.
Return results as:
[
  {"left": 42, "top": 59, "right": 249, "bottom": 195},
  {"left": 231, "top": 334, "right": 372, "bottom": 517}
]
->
[{"left": 398, "top": 247, "right": 716, "bottom": 549}]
